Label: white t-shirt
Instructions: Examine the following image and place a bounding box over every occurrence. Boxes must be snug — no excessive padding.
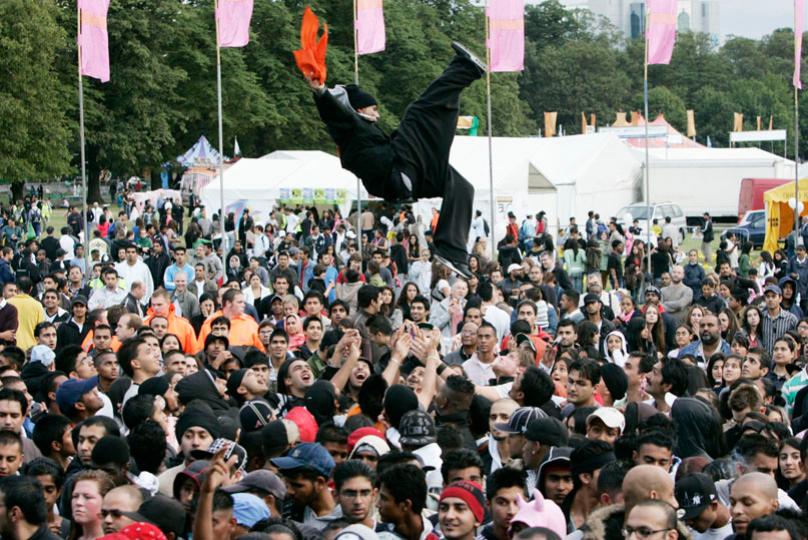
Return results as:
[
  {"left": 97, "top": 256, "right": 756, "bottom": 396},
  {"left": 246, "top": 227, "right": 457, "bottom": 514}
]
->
[{"left": 462, "top": 354, "right": 496, "bottom": 386}]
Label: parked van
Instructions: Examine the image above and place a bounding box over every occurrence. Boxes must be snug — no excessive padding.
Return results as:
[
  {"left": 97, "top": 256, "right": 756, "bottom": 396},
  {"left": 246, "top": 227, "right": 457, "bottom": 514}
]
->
[{"left": 615, "top": 202, "right": 687, "bottom": 242}]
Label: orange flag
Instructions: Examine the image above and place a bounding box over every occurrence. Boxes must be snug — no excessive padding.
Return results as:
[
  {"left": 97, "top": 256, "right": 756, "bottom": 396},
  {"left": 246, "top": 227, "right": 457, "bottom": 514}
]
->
[{"left": 294, "top": 7, "right": 329, "bottom": 84}]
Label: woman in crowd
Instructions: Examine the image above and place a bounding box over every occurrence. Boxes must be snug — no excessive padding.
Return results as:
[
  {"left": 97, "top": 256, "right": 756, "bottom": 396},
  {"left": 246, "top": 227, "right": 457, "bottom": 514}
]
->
[
  {"left": 779, "top": 437, "right": 806, "bottom": 490},
  {"left": 707, "top": 353, "right": 724, "bottom": 394},
  {"left": 243, "top": 272, "right": 271, "bottom": 307},
  {"left": 740, "top": 305, "right": 763, "bottom": 349},
  {"left": 718, "top": 307, "right": 739, "bottom": 342},
  {"left": 70, "top": 470, "right": 114, "bottom": 540}
]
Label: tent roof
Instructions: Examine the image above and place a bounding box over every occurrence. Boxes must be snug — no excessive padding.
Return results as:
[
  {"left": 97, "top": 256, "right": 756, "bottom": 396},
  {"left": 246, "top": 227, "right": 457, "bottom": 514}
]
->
[
  {"left": 639, "top": 146, "right": 793, "bottom": 165},
  {"left": 764, "top": 177, "right": 808, "bottom": 203},
  {"left": 449, "top": 133, "right": 640, "bottom": 191},
  {"left": 201, "top": 154, "right": 359, "bottom": 195},
  {"left": 178, "top": 135, "right": 224, "bottom": 167}
]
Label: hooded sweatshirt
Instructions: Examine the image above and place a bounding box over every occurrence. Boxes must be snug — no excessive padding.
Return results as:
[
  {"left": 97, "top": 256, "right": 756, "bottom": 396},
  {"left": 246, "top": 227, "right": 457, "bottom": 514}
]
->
[{"left": 176, "top": 370, "right": 233, "bottom": 414}]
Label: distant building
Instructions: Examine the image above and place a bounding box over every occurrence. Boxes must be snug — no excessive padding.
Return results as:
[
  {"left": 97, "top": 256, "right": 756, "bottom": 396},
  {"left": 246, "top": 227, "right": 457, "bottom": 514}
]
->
[{"left": 530, "top": 0, "right": 720, "bottom": 45}]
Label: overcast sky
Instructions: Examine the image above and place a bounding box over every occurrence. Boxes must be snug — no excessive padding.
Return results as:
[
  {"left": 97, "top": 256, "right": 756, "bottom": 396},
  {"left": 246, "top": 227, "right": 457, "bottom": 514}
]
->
[{"left": 715, "top": 0, "right": 802, "bottom": 39}]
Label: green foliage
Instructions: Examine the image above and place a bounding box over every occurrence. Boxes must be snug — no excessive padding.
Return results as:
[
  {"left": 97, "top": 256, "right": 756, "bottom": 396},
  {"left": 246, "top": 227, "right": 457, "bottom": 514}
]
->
[
  {"left": 3, "top": 0, "right": 808, "bottom": 191},
  {"left": 0, "top": 0, "right": 72, "bottom": 182}
]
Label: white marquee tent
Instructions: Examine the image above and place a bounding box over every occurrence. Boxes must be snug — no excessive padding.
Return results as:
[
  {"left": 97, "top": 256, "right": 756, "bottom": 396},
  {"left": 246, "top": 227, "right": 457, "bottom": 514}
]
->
[
  {"left": 444, "top": 134, "right": 642, "bottom": 242},
  {"left": 198, "top": 150, "right": 363, "bottom": 222},
  {"left": 199, "top": 135, "right": 642, "bottom": 242}
]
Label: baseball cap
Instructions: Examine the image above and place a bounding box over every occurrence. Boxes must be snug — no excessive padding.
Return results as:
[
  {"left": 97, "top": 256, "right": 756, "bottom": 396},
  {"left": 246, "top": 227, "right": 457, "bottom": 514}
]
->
[
  {"left": 191, "top": 439, "right": 248, "bottom": 472},
  {"left": 583, "top": 293, "right": 600, "bottom": 305},
  {"left": 675, "top": 473, "right": 717, "bottom": 520},
  {"left": 270, "top": 442, "right": 335, "bottom": 478},
  {"left": 507, "top": 263, "right": 522, "bottom": 274},
  {"left": 239, "top": 400, "right": 274, "bottom": 433},
  {"left": 223, "top": 469, "right": 287, "bottom": 500},
  {"left": 494, "top": 406, "right": 547, "bottom": 434},
  {"left": 524, "top": 417, "right": 569, "bottom": 447},
  {"left": 56, "top": 376, "right": 98, "bottom": 416},
  {"left": 398, "top": 410, "right": 436, "bottom": 447},
  {"left": 586, "top": 407, "right": 625, "bottom": 434},
  {"left": 30, "top": 345, "right": 55, "bottom": 367},
  {"left": 514, "top": 333, "right": 537, "bottom": 354},
  {"left": 764, "top": 284, "right": 783, "bottom": 296},
  {"left": 231, "top": 493, "right": 271, "bottom": 527},
  {"left": 71, "top": 295, "right": 88, "bottom": 308}
]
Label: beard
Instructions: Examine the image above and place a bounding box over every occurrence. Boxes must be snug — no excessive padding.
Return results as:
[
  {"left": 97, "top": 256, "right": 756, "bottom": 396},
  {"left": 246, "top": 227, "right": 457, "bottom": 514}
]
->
[{"left": 701, "top": 332, "right": 718, "bottom": 345}]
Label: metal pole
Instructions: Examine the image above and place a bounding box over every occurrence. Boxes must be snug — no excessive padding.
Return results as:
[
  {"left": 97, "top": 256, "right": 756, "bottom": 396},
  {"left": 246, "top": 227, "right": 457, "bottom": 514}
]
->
[
  {"left": 215, "top": 0, "right": 227, "bottom": 270},
  {"left": 77, "top": 5, "right": 90, "bottom": 274},
  {"left": 644, "top": 14, "right": 652, "bottom": 275},
  {"left": 796, "top": 86, "right": 801, "bottom": 245},
  {"left": 353, "top": 0, "right": 363, "bottom": 257},
  {"left": 485, "top": 3, "right": 496, "bottom": 261}
]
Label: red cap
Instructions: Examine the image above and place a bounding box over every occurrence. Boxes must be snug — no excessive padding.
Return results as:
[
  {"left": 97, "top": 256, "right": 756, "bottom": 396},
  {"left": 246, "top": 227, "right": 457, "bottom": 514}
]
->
[{"left": 347, "top": 426, "right": 385, "bottom": 452}]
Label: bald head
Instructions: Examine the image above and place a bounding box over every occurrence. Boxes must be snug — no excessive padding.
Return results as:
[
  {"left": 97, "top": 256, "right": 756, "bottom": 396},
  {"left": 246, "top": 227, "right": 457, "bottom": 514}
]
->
[
  {"left": 623, "top": 465, "right": 677, "bottom": 515},
  {"left": 732, "top": 472, "right": 778, "bottom": 500}
]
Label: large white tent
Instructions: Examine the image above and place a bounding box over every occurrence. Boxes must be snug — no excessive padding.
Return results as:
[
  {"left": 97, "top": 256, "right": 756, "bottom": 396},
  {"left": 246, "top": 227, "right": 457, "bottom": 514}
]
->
[
  {"left": 200, "top": 135, "right": 642, "bottom": 243},
  {"left": 443, "top": 133, "right": 642, "bottom": 242},
  {"left": 632, "top": 146, "right": 797, "bottom": 219},
  {"left": 199, "top": 150, "right": 363, "bottom": 222}
]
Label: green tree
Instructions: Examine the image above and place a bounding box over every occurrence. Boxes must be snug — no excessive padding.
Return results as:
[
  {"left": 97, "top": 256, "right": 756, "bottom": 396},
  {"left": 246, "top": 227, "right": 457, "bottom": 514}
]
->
[{"left": 0, "top": 0, "right": 72, "bottom": 198}]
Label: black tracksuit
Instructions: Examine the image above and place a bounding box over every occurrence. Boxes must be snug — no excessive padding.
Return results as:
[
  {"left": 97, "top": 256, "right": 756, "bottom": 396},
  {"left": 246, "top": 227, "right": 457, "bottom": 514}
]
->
[{"left": 314, "top": 55, "right": 480, "bottom": 263}]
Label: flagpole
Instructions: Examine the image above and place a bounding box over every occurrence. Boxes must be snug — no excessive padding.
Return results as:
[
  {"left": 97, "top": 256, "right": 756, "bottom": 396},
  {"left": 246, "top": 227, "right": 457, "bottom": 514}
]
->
[
  {"left": 485, "top": 2, "right": 496, "bottom": 261},
  {"left": 796, "top": 86, "right": 801, "bottom": 245},
  {"left": 643, "top": 12, "right": 652, "bottom": 275},
  {"left": 77, "top": 5, "right": 90, "bottom": 274},
  {"left": 215, "top": 0, "right": 227, "bottom": 270},
  {"left": 353, "top": 0, "right": 363, "bottom": 257}
]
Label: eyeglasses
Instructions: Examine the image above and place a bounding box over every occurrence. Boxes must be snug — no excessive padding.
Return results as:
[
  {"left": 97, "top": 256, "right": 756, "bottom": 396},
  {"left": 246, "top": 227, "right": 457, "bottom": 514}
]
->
[{"left": 621, "top": 526, "right": 671, "bottom": 538}]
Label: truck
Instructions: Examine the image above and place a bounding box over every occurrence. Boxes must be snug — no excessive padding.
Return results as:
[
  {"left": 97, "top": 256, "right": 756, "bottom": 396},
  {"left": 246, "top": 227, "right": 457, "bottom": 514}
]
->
[{"left": 737, "top": 178, "right": 789, "bottom": 222}]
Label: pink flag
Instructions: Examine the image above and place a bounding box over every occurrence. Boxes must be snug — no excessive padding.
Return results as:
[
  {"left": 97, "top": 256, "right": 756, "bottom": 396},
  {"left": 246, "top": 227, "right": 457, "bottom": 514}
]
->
[
  {"left": 796, "top": 0, "right": 804, "bottom": 89},
  {"left": 646, "top": 0, "right": 677, "bottom": 65},
  {"left": 78, "top": 0, "right": 111, "bottom": 83},
  {"left": 355, "top": 0, "right": 385, "bottom": 55},
  {"left": 487, "top": 0, "right": 524, "bottom": 73},
  {"left": 217, "top": 0, "right": 254, "bottom": 48}
]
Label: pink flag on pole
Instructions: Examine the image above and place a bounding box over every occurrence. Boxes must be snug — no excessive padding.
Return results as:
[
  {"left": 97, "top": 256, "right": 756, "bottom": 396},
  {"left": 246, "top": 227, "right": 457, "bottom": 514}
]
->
[
  {"left": 217, "top": 0, "right": 254, "bottom": 48},
  {"left": 646, "top": 0, "right": 677, "bottom": 65},
  {"left": 487, "top": 0, "right": 524, "bottom": 73},
  {"left": 78, "top": 0, "right": 111, "bottom": 83},
  {"left": 795, "top": 0, "right": 804, "bottom": 89},
  {"left": 355, "top": 0, "right": 385, "bottom": 55}
]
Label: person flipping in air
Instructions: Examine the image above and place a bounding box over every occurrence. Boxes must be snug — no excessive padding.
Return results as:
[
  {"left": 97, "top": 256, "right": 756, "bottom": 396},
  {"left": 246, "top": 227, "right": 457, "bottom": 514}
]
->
[{"left": 305, "top": 42, "right": 485, "bottom": 277}]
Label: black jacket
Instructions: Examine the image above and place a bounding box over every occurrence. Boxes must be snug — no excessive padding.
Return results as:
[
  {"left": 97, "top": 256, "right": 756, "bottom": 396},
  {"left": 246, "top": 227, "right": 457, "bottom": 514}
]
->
[
  {"left": 314, "top": 89, "right": 395, "bottom": 195},
  {"left": 56, "top": 318, "right": 89, "bottom": 349}
]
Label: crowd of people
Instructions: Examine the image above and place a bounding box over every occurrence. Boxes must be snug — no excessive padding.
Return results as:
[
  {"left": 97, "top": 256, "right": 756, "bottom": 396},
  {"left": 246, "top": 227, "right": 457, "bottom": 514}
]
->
[{"left": 0, "top": 193, "right": 806, "bottom": 540}]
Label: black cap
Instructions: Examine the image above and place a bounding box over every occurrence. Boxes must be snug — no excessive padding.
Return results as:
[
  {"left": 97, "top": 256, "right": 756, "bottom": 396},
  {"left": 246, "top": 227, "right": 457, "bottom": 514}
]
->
[
  {"left": 344, "top": 84, "right": 377, "bottom": 109},
  {"left": 524, "top": 417, "right": 568, "bottom": 447},
  {"left": 675, "top": 473, "right": 717, "bottom": 520},
  {"left": 583, "top": 293, "right": 601, "bottom": 304},
  {"left": 239, "top": 400, "right": 274, "bottom": 432},
  {"left": 398, "top": 410, "right": 436, "bottom": 447},
  {"left": 493, "top": 406, "right": 546, "bottom": 434}
]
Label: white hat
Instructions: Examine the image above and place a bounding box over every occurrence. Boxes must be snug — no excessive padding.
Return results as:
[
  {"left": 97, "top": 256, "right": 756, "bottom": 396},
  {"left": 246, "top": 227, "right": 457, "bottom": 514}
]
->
[
  {"left": 507, "top": 263, "right": 522, "bottom": 274},
  {"left": 30, "top": 345, "right": 55, "bottom": 368},
  {"left": 586, "top": 407, "right": 625, "bottom": 433}
]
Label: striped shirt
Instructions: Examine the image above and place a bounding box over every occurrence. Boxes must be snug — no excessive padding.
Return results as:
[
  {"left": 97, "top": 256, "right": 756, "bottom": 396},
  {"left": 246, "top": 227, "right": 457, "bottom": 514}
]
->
[
  {"left": 782, "top": 368, "right": 808, "bottom": 416},
  {"left": 761, "top": 308, "right": 798, "bottom": 354}
]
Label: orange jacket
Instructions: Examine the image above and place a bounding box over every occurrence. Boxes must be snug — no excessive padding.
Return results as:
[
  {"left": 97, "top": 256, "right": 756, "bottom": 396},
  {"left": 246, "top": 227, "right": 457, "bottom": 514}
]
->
[
  {"left": 197, "top": 310, "right": 265, "bottom": 352},
  {"left": 143, "top": 304, "right": 198, "bottom": 353}
]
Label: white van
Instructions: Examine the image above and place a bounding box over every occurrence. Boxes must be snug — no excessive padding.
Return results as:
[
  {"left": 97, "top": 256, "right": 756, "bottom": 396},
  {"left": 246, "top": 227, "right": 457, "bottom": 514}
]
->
[{"left": 615, "top": 202, "right": 688, "bottom": 243}]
